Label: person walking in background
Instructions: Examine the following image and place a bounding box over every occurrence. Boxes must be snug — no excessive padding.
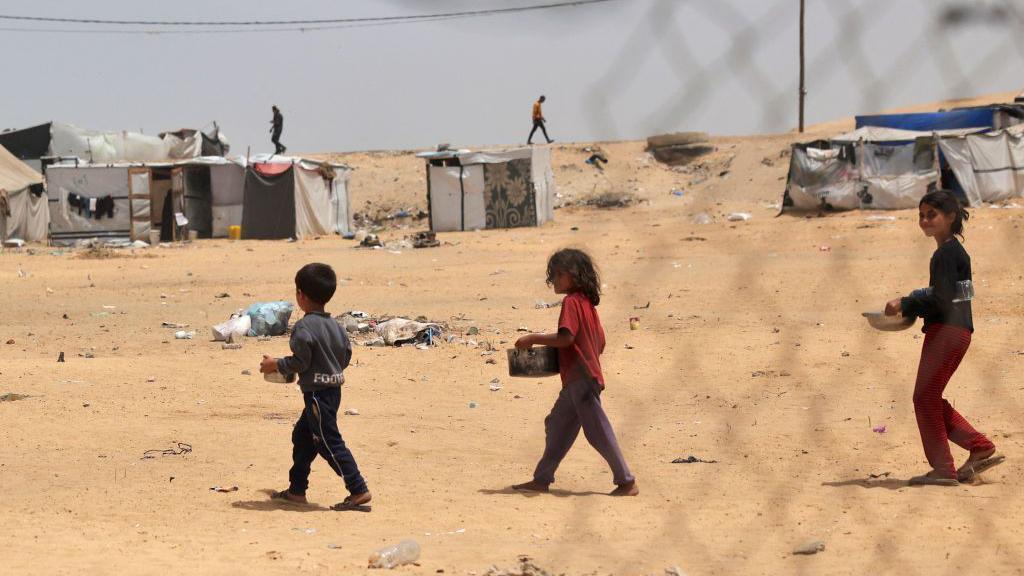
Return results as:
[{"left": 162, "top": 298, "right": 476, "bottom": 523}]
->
[
  {"left": 527, "top": 95, "right": 554, "bottom": 145},
  {"left": 270, "top": 105, "right": 286, "bottom": 154}
]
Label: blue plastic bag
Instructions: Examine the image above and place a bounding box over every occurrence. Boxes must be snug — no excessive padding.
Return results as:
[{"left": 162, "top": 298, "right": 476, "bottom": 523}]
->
[{"left": 246, "top": 301, "right": 294, "bottom": 337}]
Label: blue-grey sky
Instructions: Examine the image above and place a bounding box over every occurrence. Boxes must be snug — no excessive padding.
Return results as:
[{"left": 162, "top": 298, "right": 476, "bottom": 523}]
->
[{"left": 1, "top": 0, "right": 1021, "bottom": 154}]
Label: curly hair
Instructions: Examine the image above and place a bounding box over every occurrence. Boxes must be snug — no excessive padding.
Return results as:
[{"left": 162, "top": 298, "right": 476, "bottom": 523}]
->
[{"left": 546, "top": 248, "right": 601, "bottom": 305}]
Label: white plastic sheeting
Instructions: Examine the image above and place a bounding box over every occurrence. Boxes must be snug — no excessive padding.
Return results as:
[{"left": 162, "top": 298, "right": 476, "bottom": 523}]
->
[
  {"left": 50, "top": 123, "right": 203, "bottom": 163},
  {"left": 939, "top": 130, "right": 1024, "bottom": 206},
  {"left": 785, "top": 146, "right": 861, "bottom": 210},
  {"left": 210, "top": 163, "right": 245, "bottom": 237},
  {"left": 46, "top": 165, "right": 132, "bottom": 235},
  {"left": 531, "top": 146, "right": 555, "bottom": 225},
  {"left": 294, "top": 165, "right": 333, "bottom": 239},
  {"left": 2, "top": 188, "right": 49, "bottom": 242}
]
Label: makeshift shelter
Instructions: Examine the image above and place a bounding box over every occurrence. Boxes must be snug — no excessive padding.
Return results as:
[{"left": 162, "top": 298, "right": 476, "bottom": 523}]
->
[
  {"left": 416, "top": 146, "right": 555, "bottom": 232},
  {"left": 784, "top": 130, "right": 943, "bottom": 211},
  {"left": 938, "top": 124, "right": 1024, "bottom": 206},
  {"left": 0, "top": 122, "right": 228, "bottom": 171},
  {"left": 0, "top": 145, "right": 47, "bottom": 243},
  {"left": 240, "top": 155, "right": 352, "bottom": 240}
]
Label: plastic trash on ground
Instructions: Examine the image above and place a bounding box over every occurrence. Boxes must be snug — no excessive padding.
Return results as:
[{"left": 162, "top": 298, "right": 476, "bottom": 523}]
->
[
  {"left": 369, "top": 539, "right": 420, "bottom": 569},
  {"left": 212, "top": 313, "right": 252, "bottom": 342},
  {"left": 246, "top": 301, "right": 294, "bottom": 337}
]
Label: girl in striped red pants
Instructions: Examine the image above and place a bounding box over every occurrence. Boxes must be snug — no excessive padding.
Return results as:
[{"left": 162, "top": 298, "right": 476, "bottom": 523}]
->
[{"left": 885, "top": 190, "right": 1004, "bottom": 486}]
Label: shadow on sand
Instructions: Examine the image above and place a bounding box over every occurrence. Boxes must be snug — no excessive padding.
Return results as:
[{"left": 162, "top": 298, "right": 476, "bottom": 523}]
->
[
  {"left": 230, "top": 488, "right": 332, "bottom": 512},
  {"left": 479, "top": 486, "right": 607, "bottom": 498}
]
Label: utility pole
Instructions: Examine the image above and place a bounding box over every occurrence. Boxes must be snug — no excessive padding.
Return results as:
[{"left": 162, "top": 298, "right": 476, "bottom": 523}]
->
[{"left": 799, "top": 0, "right": 806, "bottom": 132}]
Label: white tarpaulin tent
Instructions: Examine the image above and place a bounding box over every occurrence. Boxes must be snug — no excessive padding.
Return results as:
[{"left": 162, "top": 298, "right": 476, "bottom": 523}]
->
[
  {"left": 938, "top": 125, "right": 1024, "bottom": 206},
  {"left": 45, "top": 154, "right": 351, "bottom": 244},
  {"left": 240, "top": 154, "right": 352, "bottom": 240},
  {"left": 785, "top": 135, "right": 939, "bottom": 211},
  {"left": 417, "top": 146, "right": 555, "bottom": 231},
  {"left": 0, "top": 144, "right": 48, "bottom": 243},
  {"left": 49, "top": 122, "right": 226, "bottom": 164}
]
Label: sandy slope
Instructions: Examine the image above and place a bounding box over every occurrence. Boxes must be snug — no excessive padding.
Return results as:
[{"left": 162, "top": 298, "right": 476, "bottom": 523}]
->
[{"left": 2, "top": 94, "right": 1024, "bottom": 575}]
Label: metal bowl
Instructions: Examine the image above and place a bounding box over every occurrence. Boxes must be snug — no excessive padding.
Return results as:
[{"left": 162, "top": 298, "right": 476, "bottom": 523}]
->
[
  {"left": 862, "top": 312, "right": 916, "bottom": 332},
  {"left": 507, "top": 347, "right": 560, "bottom": 378}
]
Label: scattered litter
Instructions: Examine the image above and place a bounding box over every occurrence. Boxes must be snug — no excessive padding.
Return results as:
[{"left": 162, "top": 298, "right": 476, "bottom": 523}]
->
[
  {"left": 293, "top": 527, "right": 317, "bottom": 535},
  {"left": 215, "top": 292, "right": 231, "bottom": 298},
  {"left": 0, "top": 393, "right": 30, "bottom": 402},
  {"left": 671, "top": 456, "right": 717, "bottom": 464},
  {"left": 534, "top": 300, "right": 560, "bottom": 309},
  {"left": 5, "top": 339, "right": 13, "bottom": 345},
  {"left": 345, "top": 408, "right": 360, "bottom": 416},
  {"left": 489, "top": 379, "right": 502, "bottom": 392},
  {"left": 369, "top": 539, "right": 420, "bottom": 569},
  {"left": 691, "top": 212, "right": 713, "bottom": 225},
  {"left": 57, "top": 351, "right": 65, "bottom": 363},
  {"left": 146, "top": 377, "right": 156, "bottom": 383},
  {"left": 80, "top": 351, "right": 95, "bottom": 359},
  {"left": 376, "top": 318, "right": 442, "bottom": 346},
  {"left": 411, "top": 230, "right": 440, "bottom": 249},
  {"left": 241, "top": 369, "right": 252, "bottom": 375},
  {"left": 222, "top": 343, "right": 243, "bottom": 350},
  {"left": 872, "top": 425, "right": 887, "bottom": 433},
  {"left": 727, "top": 212, "right": 752, "bottom": 222},
  {"left": 174, "top": 330, "right": 196, "bottom": 340},
  {"left": 468, "top": 401, "right": 478, "bottom": 408},
  {"left": 246, "top": 301, "right": 294, "bottom": 337},
  {"left": 629, "top": 317, "right": 640, "bottom": 330},
  {"left": 360, "top": 233, "right": 383, "bottom": 248},
  {"left": 142, "top": 442, "right": 192, "bottom": 460},
  {"left": 819, "top": 245, "right": 831, "bottom": 252},
  {"left": 792, "top": 540, "right": 826, "bottom": 555},
  {"left": 484, "top": 556, "right": 556, "bottom": 576},
  {"left": 161, "top": 322, "right": 189, "bottom": 329},
  {"left": 868, "top": 471, "right": 891, "bottom": 479},
  {"left": 670, "top": 189, "right": 685, "bottom": 197},
  {"left": 327, "top": 544, "right": 343, "bottom": 550},
  {"left": 467, "top": 326, "right": 480, "bottom": 335},
  {"left": 865, "top": 215, "right": 896, "bottom": 221},
  {"left": 210, "top": 486, "right": 239, "bottom": 493},
  {"left": 633, "top": 302, "right": 651, "bottom": 310}
]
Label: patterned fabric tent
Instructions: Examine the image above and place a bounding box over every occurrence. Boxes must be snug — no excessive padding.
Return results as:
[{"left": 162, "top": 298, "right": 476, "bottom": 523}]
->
[{"left": 417, "top": 146, "right": 555, "bottom": 232}]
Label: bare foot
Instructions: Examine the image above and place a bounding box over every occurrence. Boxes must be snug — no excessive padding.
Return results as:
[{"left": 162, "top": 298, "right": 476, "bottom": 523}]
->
[
  {"left": 609, "top": 480, "right": 639, "bottom": 496},
  {"left": 512, "top": 480, "right": 550, "bottom": 493},
  {"left": 271, "top": 490, "right": 308, "bottom": 504}
]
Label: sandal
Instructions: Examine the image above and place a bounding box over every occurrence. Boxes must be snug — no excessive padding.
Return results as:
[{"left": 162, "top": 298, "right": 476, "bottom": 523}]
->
[
  {"left": 331, "top": 492, "right": 372, "bottom": 512},
  {"left": 908, "top": 471, "right": 958, "bottom": 487},
  {"left": 957, "top": 451, "right": 1006, "bottom": 482}
]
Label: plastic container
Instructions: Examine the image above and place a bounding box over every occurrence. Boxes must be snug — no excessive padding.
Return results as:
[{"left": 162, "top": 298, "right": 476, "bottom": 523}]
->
[
  {"left": 507, "top": 347, "right": 559, "bottom": 378},
  {"left": 263, "top": 371, "right": 296, "bottom": 384},
  {"left": 368, "top": 539, "right": 420, "bottom": 569},
  {"left": 228, "top": 225, "right": 242, "bottom": 240}
]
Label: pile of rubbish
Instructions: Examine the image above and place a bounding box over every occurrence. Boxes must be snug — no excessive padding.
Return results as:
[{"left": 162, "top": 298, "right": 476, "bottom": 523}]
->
[
  {"left": 211, "top": 301, "right": 295, "bottom": 342},
  {"left": 335, "top": 311, "right": 445, "bottom": 348}
]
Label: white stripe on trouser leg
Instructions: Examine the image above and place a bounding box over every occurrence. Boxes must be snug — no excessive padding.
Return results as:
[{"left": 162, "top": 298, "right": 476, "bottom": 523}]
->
[{"left": 311, "top": 394, "right": 347, "bottom": 482}]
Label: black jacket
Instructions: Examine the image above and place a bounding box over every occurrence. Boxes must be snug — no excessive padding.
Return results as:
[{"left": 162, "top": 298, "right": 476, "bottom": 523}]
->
[{"left": 901, "top": 238, "right": 973, "bottom": 332}]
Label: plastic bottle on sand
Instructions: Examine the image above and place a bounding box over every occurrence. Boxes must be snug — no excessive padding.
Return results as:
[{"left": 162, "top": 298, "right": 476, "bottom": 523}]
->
[{"left": 368, "top": 539, "right": 420, "bottom": 569}]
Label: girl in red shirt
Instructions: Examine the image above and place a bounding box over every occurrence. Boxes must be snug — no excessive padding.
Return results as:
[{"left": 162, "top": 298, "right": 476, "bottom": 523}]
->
[{"left": 513, "top": 248, "right": 637, "bottom": 496}]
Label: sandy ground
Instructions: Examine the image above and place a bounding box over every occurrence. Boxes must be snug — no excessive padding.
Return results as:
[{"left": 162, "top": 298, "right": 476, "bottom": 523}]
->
[{"left": 3, "top": 93, "right": 1024, "bottom": 575}]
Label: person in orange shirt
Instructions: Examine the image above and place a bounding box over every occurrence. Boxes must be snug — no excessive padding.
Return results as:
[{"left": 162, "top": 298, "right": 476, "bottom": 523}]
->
[{"left": 527, "top": 95, "right": 554, "bottom": 145}]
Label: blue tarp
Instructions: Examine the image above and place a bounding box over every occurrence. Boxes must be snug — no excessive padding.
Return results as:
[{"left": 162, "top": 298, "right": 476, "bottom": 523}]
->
[{"left": 855, "top": 108, "right": 993, "bottom": 131}]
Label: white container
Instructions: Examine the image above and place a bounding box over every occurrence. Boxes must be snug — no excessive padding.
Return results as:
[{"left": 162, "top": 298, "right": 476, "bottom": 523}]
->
[{"left": 149, "top": 229, "right": 160, "bottom": 245}]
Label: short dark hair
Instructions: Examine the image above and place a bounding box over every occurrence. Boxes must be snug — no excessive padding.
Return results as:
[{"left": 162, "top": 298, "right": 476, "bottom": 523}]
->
[
  {"left": 295, "top": 263, "right": 337, "bottom": 305},
  {"left": 920, "top": 189, "right": 970, "bottom": 240},
  {"left": 546, "top": 248, "right": 601, "bottom": 305}
]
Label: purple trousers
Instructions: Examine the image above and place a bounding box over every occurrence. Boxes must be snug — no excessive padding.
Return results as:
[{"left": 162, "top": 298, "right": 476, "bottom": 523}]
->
[{"left": 533, "top": 378, "right": 635, "bottom": 486}]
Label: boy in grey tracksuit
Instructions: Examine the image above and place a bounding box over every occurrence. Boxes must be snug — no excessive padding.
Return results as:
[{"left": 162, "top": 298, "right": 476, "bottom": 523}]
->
[{"left": 260, "top": 263, "right": 371, "bottom": 511}]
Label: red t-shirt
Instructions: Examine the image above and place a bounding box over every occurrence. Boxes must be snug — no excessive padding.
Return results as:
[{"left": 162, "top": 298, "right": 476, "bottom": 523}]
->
[{"left": 557, "top": 291, "right": 606, "bottom": 387}]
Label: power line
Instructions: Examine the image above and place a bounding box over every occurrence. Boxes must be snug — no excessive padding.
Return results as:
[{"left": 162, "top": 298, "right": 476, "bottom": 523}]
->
[{"left": 0, "top": 0, "right": 614, "bottom": 28}]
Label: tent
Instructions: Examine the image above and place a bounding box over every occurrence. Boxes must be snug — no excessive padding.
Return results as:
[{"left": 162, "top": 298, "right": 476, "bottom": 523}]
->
[
  {"left": 784, "top": 132, "right": 940, "bottom": 211},
  {"left": 0, "top": 145, "right": 48, "bottom": 243},
  {"left": 855, "top": 108, "right": 996, "bottom": 132},
  {"left": 240, "top": 155, "right": 352, "bottom": 240},
  {"left": 46, "top": 155, "right": 351, "bottom": 244},
  {"left": 0, "top": 122, "right": 229, "bottom": 171},
  {"left": 416, "top": 146, "right": 555, "bottom": 232},
  {"left": 938, "top": 124, "right": 1024, "bottom": 206}
]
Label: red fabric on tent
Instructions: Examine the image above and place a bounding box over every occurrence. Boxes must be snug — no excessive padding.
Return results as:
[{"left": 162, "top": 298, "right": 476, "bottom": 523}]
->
[{"left": 253, "top": 162, "right": 292, "bottom": 177}]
